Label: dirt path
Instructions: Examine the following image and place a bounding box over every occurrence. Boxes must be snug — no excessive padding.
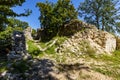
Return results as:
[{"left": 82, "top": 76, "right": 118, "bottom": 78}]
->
[{"left": 34, "top": 39, "right": 58, "bottom": 51}]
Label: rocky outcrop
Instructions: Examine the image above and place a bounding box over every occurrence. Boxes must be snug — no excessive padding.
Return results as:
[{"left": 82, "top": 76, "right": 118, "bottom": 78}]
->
[{"left": 57, "top": 23, "right": 116, "bottom": 54}]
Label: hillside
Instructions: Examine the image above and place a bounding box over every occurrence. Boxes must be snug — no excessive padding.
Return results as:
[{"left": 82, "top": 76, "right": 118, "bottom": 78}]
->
[{"left": 1, "top": 20, "right": 120, "bottom": 80}]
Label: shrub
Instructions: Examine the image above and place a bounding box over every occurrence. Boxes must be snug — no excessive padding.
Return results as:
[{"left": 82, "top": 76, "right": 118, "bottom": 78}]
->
[
  {"left": 59, "top": 19, "right": 85, "bottom": 36},
  {"left": 37, "top": 0, "right": 78, "bottom": 41}
]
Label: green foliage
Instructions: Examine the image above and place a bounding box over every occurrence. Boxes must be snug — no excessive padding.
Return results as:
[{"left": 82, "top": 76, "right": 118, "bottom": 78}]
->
[
  {"left": 116, "top": 22, "right": 120, "bottom": 33},
  {"left": 0, "top": 0, "right": 31, "bottom": 31},
  {"left": 78, "top": 0, "right": 120, "bottom": 33},
  {"left": 8, "top": 18, "right": 29, "bottom": 29},
  {"left": 0, "top": 27, "right": 12, "bottom": 39},
  {"left": 27, "top": 40, "right": 41, "bottom": 56},
  {"left": 0, "top": 0, "right": 31, "bottom": 54},
  {"left": 37, "top": 0, "right": 78, "bottom": 40}
]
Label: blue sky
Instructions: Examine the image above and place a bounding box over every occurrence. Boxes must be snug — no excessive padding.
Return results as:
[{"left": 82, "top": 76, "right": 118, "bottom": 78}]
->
[{"left": 12, "top": 0, "right": 84, "bottom": 29}]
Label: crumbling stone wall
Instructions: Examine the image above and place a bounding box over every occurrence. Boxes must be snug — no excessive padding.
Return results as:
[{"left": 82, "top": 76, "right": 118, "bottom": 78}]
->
[
  {"left": 7, "top": 31, "right": 30, "bottom": 60},
  {"left": 12, "top": 31, "right": 26, "bottom": 53}
]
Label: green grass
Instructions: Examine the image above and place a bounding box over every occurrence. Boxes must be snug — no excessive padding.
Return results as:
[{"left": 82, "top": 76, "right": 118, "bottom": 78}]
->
[
  {"left": 26, "top": 37, "right": 119, "bottom": 79},
  {"left": 27, "top": 36, "right": 67, "bottom": 58},
  {"left": 41, "top": 36, "right": 67, "bottom": 56},
  {"left": 27, "top": 40, "right": 42, "bottom": 57},
  {"left": 38, "top": 42, "right": 46, "bottom": 48},
  {"left": 93, "top": 66, "right": 120, "bottom": 79},
  {"left": 44, "top": 45, "right": 56, "bottom": 54},
  {"left": 54, "top": 36, "right": 67, "bottom": 45},
  {"left": 72, "top": 49, "right": 120, "bottom": 79},
  {"left": 89, "top": 50, "right": 120, "bottom": 79},
  {"left": 38, "top": 36, "right": 67, "bottom": 49}
]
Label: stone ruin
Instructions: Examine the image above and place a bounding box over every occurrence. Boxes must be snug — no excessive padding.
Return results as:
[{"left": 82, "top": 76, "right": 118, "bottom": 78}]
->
[
  {"left": 7, "top": 31, "right": 31, "bottom": 60},
  {"left": 12, "top": 31, "right": 26, "bottom": 53}
]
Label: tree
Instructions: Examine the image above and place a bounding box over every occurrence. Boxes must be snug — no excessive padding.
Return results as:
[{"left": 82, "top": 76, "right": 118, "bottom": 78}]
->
[
  {"left": 78, "top": 0, "right": 120, "bottom": 33},
  {"left": 0, "top": 0, "right": 31, "bottom": 31},
  {"left": 37, "top": 0, "right": 78, "bottom": 40},
  {"left": 0, "top": 0, "right": 31, "bottom": 54},
  {"left": 8, "top": 18, "right": 29, "bottom": 29}
]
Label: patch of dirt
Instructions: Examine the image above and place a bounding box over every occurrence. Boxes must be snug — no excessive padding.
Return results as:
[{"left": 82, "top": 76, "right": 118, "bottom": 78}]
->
[{"left": 49, "top": 62, "right": 113, "bottom": 80}]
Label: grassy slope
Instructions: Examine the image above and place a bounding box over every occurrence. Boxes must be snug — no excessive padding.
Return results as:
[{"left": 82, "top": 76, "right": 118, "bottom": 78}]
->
[
  {"left": 27, "top": 36, "right": 120, "bottom": 79},
  {"left": 90, "top": 50, "right": 120, "bottom": 79},
  {"left": 1, "top": 36, "right": 120, "bottom": 80}
]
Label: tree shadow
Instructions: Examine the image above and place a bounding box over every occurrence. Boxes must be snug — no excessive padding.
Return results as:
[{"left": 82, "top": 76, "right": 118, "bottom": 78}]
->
[
  {"left": 58, "top": 63, "right": 90, "bottom": 80},
  {"left": 27, "top": 58, "right": 55, "bottom": 80},
  {"left": 58, "top": 63, "right": 90, "bottom": 71},
  {"left": 0, "top": 58, "right": 90, "bottom": 80},
  {"left": 0, "top": 58, "right": 56, "bottom": 80}
]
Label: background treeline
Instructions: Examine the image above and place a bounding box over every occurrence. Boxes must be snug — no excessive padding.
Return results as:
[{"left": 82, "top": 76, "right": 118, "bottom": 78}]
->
[{"left": 37, "top": 0, "right": 120, "bottom": 41}]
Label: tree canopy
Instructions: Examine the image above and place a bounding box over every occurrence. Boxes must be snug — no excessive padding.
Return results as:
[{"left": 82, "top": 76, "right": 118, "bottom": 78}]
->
[
  {"left": 8, "top": 18, "right": 29, "bottom": 29},
  {"left": 0, "top": 0, "right": 31, "bottom": 31},
  {"left": 0, "top": 0, "right": 31, "bottom": 53},
  {"left": 37, "top": 0, "right": 78, "bottom": 40},
  {"left": 78, "top": 0, "right": 120, "bottom": 33}
]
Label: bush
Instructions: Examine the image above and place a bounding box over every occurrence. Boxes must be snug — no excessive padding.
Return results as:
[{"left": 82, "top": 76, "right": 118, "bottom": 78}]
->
[
  {"left": 59, "top": 19, "right": 86, "bottom": 36},
  {"left": 37, "top": 0, "right": 78, "bottom": 41}
]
